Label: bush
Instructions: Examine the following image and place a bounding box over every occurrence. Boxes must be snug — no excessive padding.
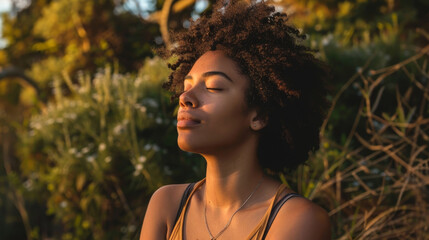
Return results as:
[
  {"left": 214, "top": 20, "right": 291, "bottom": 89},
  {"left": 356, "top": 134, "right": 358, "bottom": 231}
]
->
[{"left": 17, "top": 57, "right": 204, "bottom": 239}]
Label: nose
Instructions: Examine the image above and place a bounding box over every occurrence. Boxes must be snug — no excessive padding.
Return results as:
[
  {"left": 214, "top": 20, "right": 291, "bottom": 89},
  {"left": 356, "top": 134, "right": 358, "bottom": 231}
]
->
[{"left": 179, "top": 88, "right": 198, "bottom": 108}]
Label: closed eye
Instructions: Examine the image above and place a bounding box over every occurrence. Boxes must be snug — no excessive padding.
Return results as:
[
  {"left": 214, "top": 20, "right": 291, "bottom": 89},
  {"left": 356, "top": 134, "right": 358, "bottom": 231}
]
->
[{"left": 206, "top": 88, "right": 223, "bottom": 92}]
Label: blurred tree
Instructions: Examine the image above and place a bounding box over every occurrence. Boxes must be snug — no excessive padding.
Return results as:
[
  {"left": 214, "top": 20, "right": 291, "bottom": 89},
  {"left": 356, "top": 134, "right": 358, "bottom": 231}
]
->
[
  {"left": 0, "top": 0, "right": 209, "bottom": 102},
  {"left": 275, "top": 0, "right": 428, "bottom": 45},
  {"left": 0, "top": 0, "right": 160, "bottom": 95},
  {"left": 136, "top": 0, "right": 210, "bottom": 48}
]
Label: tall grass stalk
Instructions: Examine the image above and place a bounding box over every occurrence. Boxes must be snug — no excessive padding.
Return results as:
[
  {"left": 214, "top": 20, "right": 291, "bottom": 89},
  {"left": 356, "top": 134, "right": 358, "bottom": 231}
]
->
[{"left": 290, "top": 44, "right": 429, "bottom": 239}]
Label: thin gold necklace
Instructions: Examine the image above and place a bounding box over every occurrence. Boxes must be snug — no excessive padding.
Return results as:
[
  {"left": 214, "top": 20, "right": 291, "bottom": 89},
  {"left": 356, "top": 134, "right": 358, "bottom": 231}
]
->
[{"left": 204, "top": 178, "right": 263, "bottom": 240}]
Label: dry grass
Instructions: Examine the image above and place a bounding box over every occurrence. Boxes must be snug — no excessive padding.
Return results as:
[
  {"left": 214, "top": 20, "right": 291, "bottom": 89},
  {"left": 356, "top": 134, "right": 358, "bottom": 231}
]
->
[{"left": 285, "top": 44, "right": 429, "bottom": 239}]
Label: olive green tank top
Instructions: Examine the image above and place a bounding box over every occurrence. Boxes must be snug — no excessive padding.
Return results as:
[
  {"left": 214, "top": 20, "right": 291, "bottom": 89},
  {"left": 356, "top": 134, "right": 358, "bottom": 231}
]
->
[{"left": 168, "top": 179, "right": 300, "bottom": 240}]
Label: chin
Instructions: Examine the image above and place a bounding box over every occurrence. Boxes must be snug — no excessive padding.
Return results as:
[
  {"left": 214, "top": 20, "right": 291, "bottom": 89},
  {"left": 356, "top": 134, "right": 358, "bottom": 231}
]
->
[
  {"left": 177, "top": 137, "right": 199, "bottom": 153},
  {"left": 177, "top": 136, "right": 211, "bottom": 154}
]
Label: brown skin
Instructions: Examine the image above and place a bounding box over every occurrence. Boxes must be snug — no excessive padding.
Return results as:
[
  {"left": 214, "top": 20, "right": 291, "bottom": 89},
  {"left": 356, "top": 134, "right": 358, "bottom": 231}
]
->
[{"left": 140, "top": 51, "right": 331, "bottom": 240}]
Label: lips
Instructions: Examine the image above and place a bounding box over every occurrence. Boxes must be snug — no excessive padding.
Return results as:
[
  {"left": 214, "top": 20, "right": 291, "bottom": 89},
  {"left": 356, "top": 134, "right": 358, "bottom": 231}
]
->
[{"left": 177, "top": 112, "right": 202, "bottom": 128}]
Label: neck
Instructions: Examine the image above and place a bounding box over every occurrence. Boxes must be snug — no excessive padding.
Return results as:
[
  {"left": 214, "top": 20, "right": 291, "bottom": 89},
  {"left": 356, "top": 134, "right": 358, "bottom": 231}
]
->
[{"left": 202, "top": 150, "right": 264, "bottom": 210}]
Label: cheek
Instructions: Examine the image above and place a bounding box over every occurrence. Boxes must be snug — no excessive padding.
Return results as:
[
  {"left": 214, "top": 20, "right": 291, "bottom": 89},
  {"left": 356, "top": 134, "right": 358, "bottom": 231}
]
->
[
  {"left": 204, "top": 101, "right": 251, "bottom": 137},
  {"left": 207, "top": 93, "right": 249, "bottom": 118},
  {"left": 206, "top": 91, "right": 250, "bottom": 128}
]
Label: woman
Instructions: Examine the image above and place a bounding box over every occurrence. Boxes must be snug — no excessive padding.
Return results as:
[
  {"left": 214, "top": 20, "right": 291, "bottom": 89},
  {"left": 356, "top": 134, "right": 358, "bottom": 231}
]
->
[{"left": 141, "top": 1, "right": 331, "bottom": 239}]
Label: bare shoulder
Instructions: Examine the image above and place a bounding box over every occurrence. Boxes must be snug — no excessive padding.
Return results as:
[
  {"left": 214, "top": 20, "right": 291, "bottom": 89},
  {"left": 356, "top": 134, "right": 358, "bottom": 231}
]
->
[
  {"left": 152, "top": 183, "right": 190, "bottom": 206},
  {"left": 266, "top": 196, "right": 331, "bottom": 240},
  {"left": 150, "top": 183, "right": 191, "bottom": 220},
  {"left": 140, "top": 183, "right": 191, "bottom": 240}
]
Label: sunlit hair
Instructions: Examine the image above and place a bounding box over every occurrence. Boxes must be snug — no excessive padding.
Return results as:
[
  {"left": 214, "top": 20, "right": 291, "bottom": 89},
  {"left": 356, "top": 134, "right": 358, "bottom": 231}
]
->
[{"left": 161, "top": 0, "right": 330, "bottom": 173}]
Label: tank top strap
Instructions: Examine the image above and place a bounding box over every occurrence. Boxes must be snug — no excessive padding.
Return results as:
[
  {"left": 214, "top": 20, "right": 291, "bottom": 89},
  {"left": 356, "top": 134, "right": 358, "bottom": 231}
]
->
[
  {"left": 168, "top": 179, "right": 205, "bottom": 240},
  {"left": 246, "top": 184, "right": 288, "bottom": 239},
  {"left": 261, "top": 192, "right": 302, "bottom": 239},
  {"left": 173, "top": 182, "right": 196, "bottom": 224}
]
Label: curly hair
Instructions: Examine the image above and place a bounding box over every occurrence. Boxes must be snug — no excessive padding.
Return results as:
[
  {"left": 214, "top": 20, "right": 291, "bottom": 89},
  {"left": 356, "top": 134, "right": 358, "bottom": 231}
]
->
[{"left": 161, "top": 0, "right": 329, "bottom": 173}]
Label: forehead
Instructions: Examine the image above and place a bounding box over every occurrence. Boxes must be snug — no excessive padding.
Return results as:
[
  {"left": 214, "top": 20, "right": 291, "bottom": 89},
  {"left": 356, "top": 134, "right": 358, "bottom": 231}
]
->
[{"left": 188, "top": 50, "right": 245, "bottom": 80}]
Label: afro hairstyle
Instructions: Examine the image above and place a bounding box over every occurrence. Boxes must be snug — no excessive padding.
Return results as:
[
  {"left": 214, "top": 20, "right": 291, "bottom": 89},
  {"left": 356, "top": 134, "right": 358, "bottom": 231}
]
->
[{"left": 161, "top": 0, "right": 330, "bottom": 173}]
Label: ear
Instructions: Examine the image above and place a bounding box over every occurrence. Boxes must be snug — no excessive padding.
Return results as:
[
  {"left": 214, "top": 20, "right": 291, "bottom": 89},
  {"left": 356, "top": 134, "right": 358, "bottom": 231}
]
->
[{"left": 249, "top": 110, "right": 268, "bottom": 131}]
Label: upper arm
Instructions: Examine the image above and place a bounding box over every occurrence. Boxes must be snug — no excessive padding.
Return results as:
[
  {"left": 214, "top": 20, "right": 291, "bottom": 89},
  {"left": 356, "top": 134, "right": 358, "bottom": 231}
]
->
[
  {"left": 266, "top": 198, "right": 331, "bottom": 240},
  {"left": 140, "top": 184, "right": 188, "bottom": 240}
]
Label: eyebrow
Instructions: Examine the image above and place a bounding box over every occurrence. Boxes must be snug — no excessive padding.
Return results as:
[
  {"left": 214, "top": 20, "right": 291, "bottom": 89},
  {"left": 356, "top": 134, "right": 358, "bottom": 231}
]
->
[{"left": 184, "top": 71, "right": 233, "bottom": 82}]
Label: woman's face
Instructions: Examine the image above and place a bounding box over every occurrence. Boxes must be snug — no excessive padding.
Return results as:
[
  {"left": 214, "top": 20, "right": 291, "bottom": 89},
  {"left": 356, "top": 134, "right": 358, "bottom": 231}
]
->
[{"left": 177, "top": 50, "right": 259, "bottom": 154}]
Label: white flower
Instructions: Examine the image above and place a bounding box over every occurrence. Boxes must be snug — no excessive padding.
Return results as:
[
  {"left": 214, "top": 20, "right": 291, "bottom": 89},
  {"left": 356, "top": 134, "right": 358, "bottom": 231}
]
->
[
  {"left": 138, "top": 156, "right": 147, "bottom": 163},
  {"left": 134, "top": 104, "right": 147, "bottom": 113},
  {"left": 142, "top": 98, "right": 158, "bottom": 108},
  {"left": 321, "top": 34, "right": 333, "bottom": 46},
  {"left": 143, "top": 144, "right": 160, "bottom": 152},
  {"left": 86, "top": 155, "right": 95, "bottom": 163},
  {"left": 155, "top": 117, "right": 162, "bottom": 124},
  {"left": 104, "top": 156, "right": 112, "bottom": 163},
  {"left": 143, "top": 144, "right": 151, "bottom": 151},
  {"left": 68, "top": 148, "right": 77, "bottom": 154},
  {"left": 60, "top": 201, "right": 68, "bottom": 208},
  {"left": 113, "top": 120, "right": 128, "bottom": 135},
  {"left": 98, "top": 143, "right": 106, "bottom": 152},
  {"left": 23, "top": 179, "right": 33, "bottom": 190},
  {"left": 113, "top": 124, "right": 123, "bottom": 135},
  {"left": 135, "top": 163, "right": 143, "bottom": 171},
  {"left": 81, "top": 147, "right": 90, "bottom": 154}
]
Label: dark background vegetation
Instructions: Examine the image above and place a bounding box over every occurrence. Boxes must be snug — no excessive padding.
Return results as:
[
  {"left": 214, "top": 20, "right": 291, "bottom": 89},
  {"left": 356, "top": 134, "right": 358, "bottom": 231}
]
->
[{"left": 0, "top": 0, "right": 428, "bottom": 239}]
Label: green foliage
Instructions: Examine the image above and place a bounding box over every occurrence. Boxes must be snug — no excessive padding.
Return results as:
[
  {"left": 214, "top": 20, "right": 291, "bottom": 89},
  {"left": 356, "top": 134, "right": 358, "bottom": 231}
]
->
[
  {"left": 0, "top": 0, "right": 160, "bottom": 92},
  {"left": 17, "top": 57, "right": 203, "bottom": 239}
]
